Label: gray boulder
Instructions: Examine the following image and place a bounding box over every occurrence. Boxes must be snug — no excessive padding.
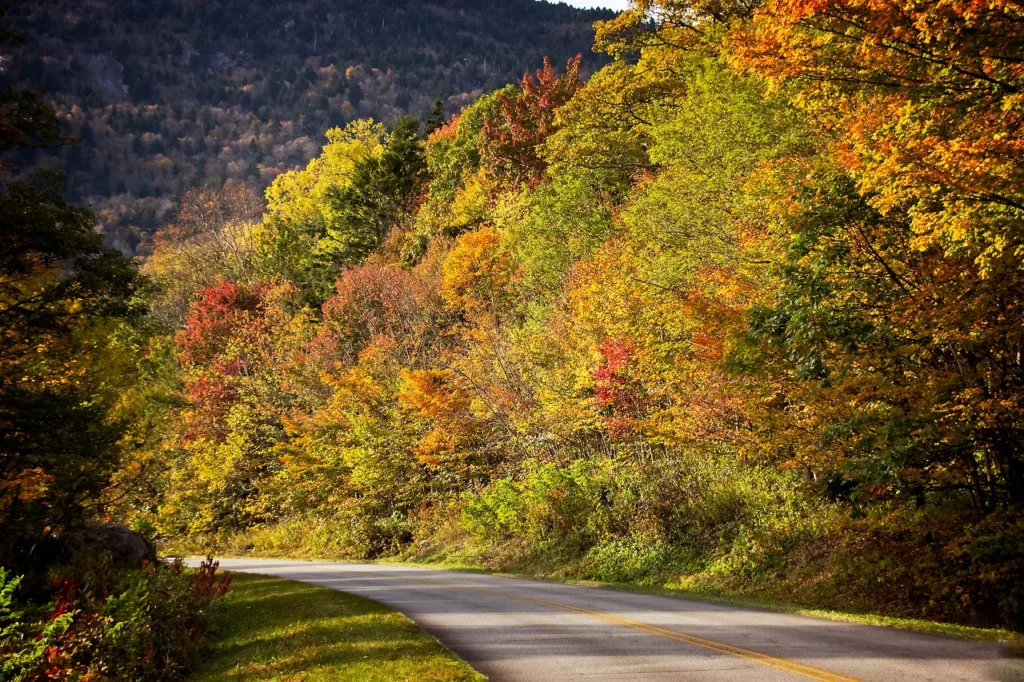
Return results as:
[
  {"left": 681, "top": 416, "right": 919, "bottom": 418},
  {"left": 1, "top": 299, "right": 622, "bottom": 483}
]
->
[{"left": 82, "top": 523, "right": 158, "bottom": 568}]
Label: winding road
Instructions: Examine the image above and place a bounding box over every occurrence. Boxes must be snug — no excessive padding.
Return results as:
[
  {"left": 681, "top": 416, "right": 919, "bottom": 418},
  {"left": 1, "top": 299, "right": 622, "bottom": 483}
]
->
[{"left": 193, "top": 558, "right": 1020, "bottom": 682}]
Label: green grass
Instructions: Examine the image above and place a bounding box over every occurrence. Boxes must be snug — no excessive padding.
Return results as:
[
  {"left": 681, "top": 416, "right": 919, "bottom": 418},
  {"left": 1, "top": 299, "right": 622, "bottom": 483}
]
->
[{"left": 190, "top": 572, "right": 485, "bottom": 682}]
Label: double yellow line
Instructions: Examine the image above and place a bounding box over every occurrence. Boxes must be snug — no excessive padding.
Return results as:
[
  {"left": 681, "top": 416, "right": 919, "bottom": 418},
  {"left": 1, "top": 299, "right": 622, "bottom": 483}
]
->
[{"left": 376, "top": 571, "right": 862, "bottom": 682}]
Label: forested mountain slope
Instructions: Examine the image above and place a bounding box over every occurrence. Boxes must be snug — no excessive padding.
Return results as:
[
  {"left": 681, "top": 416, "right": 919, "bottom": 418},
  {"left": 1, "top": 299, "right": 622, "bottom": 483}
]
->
[{"left": 3, "top": 0, "right": 610, "bottom": 251}]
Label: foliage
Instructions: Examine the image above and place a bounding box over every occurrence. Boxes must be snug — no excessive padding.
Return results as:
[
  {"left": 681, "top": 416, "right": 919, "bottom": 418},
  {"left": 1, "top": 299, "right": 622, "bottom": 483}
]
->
[
  {"left": 0, "top": 558, "right": 228, "bottom": 681},
  {"left": 480, "top": 56, "right": 583, "bottom": 187},
  {"left": 728, "top": 0, "right": 1024, "bottom": 508},
  {"left": 159, "top": 279, "right": 314, "bottom": 536},
  {"left": 0, "top": 77, "right": 142, "bottom": 574},
  {"left": 319, "top": 117, "right": 427, "bottom": 266},
  {"left": 143, "top": 183, "right": 266, "bottom": 328},
  {"left": 106, "top": 0, "right": 1024, "bottom": 633},
  {"left": 262, "top": 121, "right": 387, "bottom": 299}
]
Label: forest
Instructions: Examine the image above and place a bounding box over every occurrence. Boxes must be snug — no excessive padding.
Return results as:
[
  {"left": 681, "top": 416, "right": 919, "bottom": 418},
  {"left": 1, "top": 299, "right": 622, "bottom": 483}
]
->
[
  {"left": 5, "top": 0, "right": 610, "bottom": 252},
  {"left": 2, "top": 0, "right": 1024, "bottom": 676}
]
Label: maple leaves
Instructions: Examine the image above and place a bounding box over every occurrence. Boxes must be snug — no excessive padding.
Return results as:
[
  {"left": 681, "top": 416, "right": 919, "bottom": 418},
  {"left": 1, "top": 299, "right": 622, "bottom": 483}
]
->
[{"left": 176, "top": 279, "right": 266, "bottom": 368}]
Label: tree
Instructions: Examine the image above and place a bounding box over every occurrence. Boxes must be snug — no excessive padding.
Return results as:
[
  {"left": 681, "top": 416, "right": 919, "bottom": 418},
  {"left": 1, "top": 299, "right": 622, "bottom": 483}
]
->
[
  {"left": 262, "top": 120, "right": 388, "bottom": 300},
  {"left": 143, "top": 182, "right": 265, "bottom": 329},
  {"left": 424, "top": 98, "right": 447, "bottom": 137},
  {"left": 730, "top": 0, "right": 1024, "bottom": 509},
  {"left": 319, "top": 117, "right": 427, "bottom": 265},
  {"left": 480, "top": 56, "right": 583, "bottom": 187},
  {"left": 160, "top": 279, "right": 312, "bottom": 535},
  {"left": 0, "top": 93, "right": 141, "bottom": 571},
  {"left": 742, "top": 161, "right": 1024, "bottom": 510},
  {"left": 733, "top": 0, "right": 1024, "bottom": 272}
]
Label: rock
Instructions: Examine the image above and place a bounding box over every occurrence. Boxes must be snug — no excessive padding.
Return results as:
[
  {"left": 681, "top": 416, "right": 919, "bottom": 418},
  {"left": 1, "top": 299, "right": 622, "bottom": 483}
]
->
[{"left": 82, "top": 523, "right": 158, "bottom": 568}]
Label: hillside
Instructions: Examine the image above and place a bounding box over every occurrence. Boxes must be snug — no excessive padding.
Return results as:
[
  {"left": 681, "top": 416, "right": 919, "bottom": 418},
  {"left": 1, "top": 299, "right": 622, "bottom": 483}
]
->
[{"left": 3, "top": 0, "right": 612, "bottom": 252}]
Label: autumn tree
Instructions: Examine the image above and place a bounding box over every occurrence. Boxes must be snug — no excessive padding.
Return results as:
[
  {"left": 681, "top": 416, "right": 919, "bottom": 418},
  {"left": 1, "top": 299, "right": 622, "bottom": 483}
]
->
[
  {"left": 729, "top": 0, "right": 1024, "bottom": 508},
  {"left": 262, "top": 120, "right": 387, "bottom": 299},
  {"left": 480, "top": 55, "right": 583, "bottom": 187},
  {"left": 160, "top": 279, "right": 313, "bottom": 535},
  {"left": 143, "top": 182, "right": 265, "bottom": 328}
]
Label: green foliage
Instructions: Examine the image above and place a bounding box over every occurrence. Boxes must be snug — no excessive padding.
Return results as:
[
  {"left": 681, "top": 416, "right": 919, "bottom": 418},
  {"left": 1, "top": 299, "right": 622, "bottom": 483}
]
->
[
  {"left": 425, "top": 88, "right": 512, "bottom": 206},
  {"left": 319, "top": 117, "right": 427, "bottom": 265},
  {"left": 463, "top": 450, "right": 809, "bottom": 572},
  {"left": 0, "top": 98, "right": 142, "bottom": 574},
  {"left": 1, "top": 569, "right": 75, "bottom": 681}
]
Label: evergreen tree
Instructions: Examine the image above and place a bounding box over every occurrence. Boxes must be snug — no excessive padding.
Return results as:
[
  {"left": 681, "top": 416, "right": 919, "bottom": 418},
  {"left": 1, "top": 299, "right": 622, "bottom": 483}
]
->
[
  {"left": 320, "top": 116, "right": 426, "bottom": 265},
  {"left": 425, "top": 98, "right": 446, "bottom": 136}
]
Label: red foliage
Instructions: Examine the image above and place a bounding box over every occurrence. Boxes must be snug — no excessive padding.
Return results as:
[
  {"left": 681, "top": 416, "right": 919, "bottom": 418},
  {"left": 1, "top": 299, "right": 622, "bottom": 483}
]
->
[
  {"left": 189, "top": 555, "right": 232, "bottom": 600},
  {"left": 593, "top": 338, "right": 647, "bottom": 439},
  {"left": 175, "top": 279, "right": 265, "bottom": 367},
  {"left": 50, "top": 578, "right": 79, "bottom": 621},
  {"left": 308, "top": 264, "right": 441, "bottom": 369},
  {"left": 480, "top": 55, "right": 582, "bottom": 186},
  {"left": 183, "top": 375, "right": 235, "bottom": 416},
  {"left": 174, "top": 279, "right": 296, "bottom": 441}
]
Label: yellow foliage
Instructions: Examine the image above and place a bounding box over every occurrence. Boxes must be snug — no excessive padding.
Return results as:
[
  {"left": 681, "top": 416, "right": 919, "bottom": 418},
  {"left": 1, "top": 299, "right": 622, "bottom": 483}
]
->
[
  {"left": 398, "top": 368, "right": 482, "bottom": 465},
  {"left": 264, "top": 120, "right": 386, "bottom": 228},
  {"left": 440, "top": 226, "right": 512, "bottom": 316},
  {"left": 450, "top": 169, "right": 496, "bottom": 227}
]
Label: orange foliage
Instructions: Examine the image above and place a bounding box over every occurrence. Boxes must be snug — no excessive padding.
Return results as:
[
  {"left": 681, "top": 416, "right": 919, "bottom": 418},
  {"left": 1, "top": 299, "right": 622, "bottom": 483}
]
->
[{"left": 398, "top": 368, "right": 483, "bottom": 466}]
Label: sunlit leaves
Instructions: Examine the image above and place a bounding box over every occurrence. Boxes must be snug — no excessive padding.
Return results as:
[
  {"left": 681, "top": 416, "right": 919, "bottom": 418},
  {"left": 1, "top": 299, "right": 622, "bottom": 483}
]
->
[{"left": 480, "top": 56, "right": 583, "bottom": 187}]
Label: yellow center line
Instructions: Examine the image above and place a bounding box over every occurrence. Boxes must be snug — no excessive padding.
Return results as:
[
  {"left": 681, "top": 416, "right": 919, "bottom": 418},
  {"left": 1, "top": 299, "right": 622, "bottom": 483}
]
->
[{"left": 357, "top": 571, "right": 862, "bottom": 682}]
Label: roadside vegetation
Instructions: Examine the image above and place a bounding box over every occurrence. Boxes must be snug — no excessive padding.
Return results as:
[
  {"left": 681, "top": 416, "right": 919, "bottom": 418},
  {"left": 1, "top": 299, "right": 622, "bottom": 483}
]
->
[{"left": 190, "top": 572, "right": 484, "bottom": 682}]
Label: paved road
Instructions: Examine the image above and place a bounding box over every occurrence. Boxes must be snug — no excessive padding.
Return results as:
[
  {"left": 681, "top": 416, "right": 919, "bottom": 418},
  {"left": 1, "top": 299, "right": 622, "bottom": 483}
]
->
[{"left": 191, "top": 558, "right": 1020, "bottom": 682}]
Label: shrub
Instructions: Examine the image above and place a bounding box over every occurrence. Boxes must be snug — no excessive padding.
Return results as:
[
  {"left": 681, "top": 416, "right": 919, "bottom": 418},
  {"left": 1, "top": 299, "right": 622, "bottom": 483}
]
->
[
  {"left": 0, "top": 557, "right": 229, "bottom": 681},
  {"left": 461, "top": 448, "right": 811, "bottom": 569}
]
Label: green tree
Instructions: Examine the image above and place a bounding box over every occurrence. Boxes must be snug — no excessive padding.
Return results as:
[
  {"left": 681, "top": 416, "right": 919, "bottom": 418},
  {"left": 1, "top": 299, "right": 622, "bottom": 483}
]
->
[
  {"left": 319, "top": 117, "right": 427, "bottom": 265},
  {"left": 0, "top": 140, "right": 141, "bottom": 573},
  {"left": 424, "top": 98, "right": 447, "bottom": 136}
]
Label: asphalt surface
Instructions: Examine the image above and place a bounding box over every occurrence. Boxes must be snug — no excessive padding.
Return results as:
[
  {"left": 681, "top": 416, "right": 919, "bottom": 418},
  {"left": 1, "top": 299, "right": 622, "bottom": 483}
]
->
[{"left": 189, "top": 558, "right": 1021, "bottom": 682}]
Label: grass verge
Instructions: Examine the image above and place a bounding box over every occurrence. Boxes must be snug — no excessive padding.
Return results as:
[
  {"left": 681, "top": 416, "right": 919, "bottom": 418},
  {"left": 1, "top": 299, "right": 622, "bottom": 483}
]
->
[{"left": 189, "top": 572, "right": 485, "bottom": 682}]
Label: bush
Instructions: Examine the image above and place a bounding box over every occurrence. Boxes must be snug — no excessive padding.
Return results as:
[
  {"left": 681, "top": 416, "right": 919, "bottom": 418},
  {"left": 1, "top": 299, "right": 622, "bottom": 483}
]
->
[
  {"left": 0, "top": 557, "right": 229, "bottom": 681},
  {"left": 171, "top": 500, "right": 417, "bottom": 561},
  {"left": 579, "top": 539, "right": 693, "bottom": 585},
  {"left": 461, "top": 448, "right": 810, "bottom": 569}
]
